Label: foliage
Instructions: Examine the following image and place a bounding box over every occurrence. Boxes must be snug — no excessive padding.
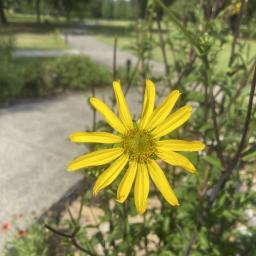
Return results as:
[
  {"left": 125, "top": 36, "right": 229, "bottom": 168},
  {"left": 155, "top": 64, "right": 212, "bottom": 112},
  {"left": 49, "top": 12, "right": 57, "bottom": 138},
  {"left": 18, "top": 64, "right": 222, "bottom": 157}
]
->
[
  {"left": 44, "top": 0, "right": 256, "bottom": 255},
  {"left": 0, "top": 36, "right": 25, "bottom": 102},
  {"left": 38, "top": 55, "right": 111, "bottom": 92},
  {"left": 101, "top": 0, "right": 114, "bottom": 20},
  {"left": 3, "top": 223, "right": 50, "bottom": 256},
  {"left": 0, "top": 54, "right": 111, "bottom": 104}
]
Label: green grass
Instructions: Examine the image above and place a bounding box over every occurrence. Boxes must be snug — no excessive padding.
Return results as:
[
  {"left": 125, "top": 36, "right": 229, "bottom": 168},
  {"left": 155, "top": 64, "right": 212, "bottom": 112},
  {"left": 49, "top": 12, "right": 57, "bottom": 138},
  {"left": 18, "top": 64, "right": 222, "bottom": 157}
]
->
[
  {"left": 88, "top": 21, "right": 256, "bottom": 70},
  {"left": 0, "top": 32, "right": 67, "bottom": 50},
  {"left": 14, "top": 33, "right": 67, "bottom": 50},
  {"left": 6, "top": 12, "right": 67, "bottom": 23},
  {"left": 0, "top": 13, "right": 71, "bottom": 50}
]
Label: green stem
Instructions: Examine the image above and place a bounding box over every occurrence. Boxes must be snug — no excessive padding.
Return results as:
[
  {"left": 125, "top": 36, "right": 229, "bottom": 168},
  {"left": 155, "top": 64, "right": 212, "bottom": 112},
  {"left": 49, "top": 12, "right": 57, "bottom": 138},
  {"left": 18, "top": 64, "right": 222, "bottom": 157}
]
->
[{"left": 155, "top": 0, "right": 202, "bottom": 52}]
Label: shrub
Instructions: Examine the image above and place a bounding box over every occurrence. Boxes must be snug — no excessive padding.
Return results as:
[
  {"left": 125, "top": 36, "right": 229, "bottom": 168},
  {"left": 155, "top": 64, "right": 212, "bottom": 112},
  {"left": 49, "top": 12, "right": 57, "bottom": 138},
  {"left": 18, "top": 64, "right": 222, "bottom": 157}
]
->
[
  {"left": 3, "top": 223, "right": 49, "bottom": 256},
  {"left": 39, "top": 55, "right": 112, "bottom": 92},
  {"left": 0, "top": 54, "right": 112, "bottom": 104},
  {"left": 0, "top": 37, "right": 25, "bottom": 103}
]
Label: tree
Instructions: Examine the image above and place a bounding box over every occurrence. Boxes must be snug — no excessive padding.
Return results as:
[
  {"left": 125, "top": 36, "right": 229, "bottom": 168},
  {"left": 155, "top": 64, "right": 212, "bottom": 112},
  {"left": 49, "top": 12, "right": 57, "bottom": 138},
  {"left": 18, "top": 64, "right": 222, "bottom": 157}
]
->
[
  {"left": 87, "top": 0, "right": 102, "bottom": 19},
  {"left": 113, "top": 0, "right": 133, "bottom": 20},
  {"left": 35, "top": 0, "right": 41, "bottom": 23},
  {"left": 0, "top": 0, "right": 7, "bottom": 25},
  {"left": 101, "top": 0, "right": 113, "bottom": 19}
]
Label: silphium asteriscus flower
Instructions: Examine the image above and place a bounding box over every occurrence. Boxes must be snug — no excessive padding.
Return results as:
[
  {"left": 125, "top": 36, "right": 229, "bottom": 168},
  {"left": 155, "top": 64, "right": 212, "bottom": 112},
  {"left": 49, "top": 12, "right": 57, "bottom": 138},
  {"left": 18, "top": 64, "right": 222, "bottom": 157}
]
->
[{"left": 68, "top": 80, "right": 205, "bottom": 214}]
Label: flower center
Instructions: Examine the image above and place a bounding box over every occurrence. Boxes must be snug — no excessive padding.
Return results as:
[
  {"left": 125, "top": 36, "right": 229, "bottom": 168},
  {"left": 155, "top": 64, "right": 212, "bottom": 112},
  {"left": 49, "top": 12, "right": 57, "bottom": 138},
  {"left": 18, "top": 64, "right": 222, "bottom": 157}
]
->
[{"left": 122, "top": 128, "right": 156, "bottom": 162}]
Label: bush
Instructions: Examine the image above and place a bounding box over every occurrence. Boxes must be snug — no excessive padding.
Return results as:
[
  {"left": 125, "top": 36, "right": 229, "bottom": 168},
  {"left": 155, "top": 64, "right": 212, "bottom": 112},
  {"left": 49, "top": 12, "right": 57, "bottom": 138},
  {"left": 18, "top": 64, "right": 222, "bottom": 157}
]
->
[
  {"left": 3, "top": 223, "right": 49, "bottom": 256},
  {"left": 0, "top": 37, "right": 26, "bottom": 103},
  {"left": 39, "top": 55, "right": 111, "bottom": 92},
  {"left": 0, "top": 55, "right": 112, "bottom": 104}
]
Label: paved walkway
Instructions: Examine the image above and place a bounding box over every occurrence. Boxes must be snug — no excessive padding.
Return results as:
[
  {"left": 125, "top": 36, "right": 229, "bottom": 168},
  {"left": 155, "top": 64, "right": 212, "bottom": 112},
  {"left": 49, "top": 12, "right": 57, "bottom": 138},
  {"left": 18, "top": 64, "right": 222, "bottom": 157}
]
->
[{"left": 64, "top": 28, "right": 165, "bottom": 76}]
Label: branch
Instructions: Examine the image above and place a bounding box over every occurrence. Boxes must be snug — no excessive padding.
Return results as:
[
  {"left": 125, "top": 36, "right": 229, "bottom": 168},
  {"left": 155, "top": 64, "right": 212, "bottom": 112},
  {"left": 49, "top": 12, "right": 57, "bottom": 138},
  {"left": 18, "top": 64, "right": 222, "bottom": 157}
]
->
[
  {"left": 203, "top": 56, "right": 225, "bottom": 165},
  {"left": 156, "top": 17, "right": 172, "bottom": 88},
  {"left": 228, "top": 0, "right": 245, "bottom": 67},
  {"left": 183, "top": 232, "right": 197, "bottom": 256},
  {"left": 113, "top": 36, "right": 118, "bottom": 80},
  {"left": 208, "top": 62, "right": 256, "bottom": 206}
]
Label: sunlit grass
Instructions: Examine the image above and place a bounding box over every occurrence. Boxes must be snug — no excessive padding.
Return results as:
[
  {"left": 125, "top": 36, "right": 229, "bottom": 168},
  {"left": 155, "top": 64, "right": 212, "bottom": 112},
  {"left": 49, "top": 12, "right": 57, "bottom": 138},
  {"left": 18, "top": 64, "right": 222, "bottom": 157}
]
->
[
  {"left": 14, "top": 33, "right": 67, "bottom": 50},
  {"left": 95, "top": 29, "right": 256, "bottom": 70}
]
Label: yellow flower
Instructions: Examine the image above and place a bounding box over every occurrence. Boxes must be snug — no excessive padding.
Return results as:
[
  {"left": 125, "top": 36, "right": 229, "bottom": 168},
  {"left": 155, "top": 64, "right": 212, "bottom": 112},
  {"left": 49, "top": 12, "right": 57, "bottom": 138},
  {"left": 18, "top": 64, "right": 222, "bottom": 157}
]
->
[{"left": 68, "top": 80, "right": 205, "bottom": 214}]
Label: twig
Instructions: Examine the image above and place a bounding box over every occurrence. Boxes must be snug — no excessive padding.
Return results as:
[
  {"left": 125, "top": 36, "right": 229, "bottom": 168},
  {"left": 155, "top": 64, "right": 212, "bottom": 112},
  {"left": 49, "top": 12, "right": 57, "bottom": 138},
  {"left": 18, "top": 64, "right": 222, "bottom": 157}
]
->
[
  {"left": 226, "top": 62, "right": 255, "bottom": 112},
  {"left": 183, "top": 232, "right": 197, "bottom": 256},
  {"left": 113, "top": 36, "right": 118, "bottom": 80},
  {"left": 124, "top": 58, "right": 140, "bottom": 96},
  {"left": 143, "top": 214, "right": 149, "bottom": 255},
  {"left": 67, "top": 207, "right": 76, "bottom": 225},
  {"left": 45, "top": 224, "right": 97, "bottom": 256},
  {"left": 155, "top": 0, "right": 202, "bottom": 52},
  {"left": 45, "top": 224, "right": 75, "bottom": 238},
  {"left": 91, "top": 85, "right": 96, "bottom": 131},
  {"left": 45, "top": 177, "right": 96, "bottom": 255},
  {"left": 76, "top": 177, "right": 87, "bottom": 224},
  {"left": 156, "top": 17, "right": 172, "bottom": 88},
  {"left": 203, "top": 56, "right": 225, "bottom": 165},
  {"left": 71, "top": 237, "right": 97, "bottom": 256},
  {"left": 228, "top": 0, "right": 245, "bottom": 67},
  {"left": 175, "top": 48, "right": 196, "bottom": 86}
]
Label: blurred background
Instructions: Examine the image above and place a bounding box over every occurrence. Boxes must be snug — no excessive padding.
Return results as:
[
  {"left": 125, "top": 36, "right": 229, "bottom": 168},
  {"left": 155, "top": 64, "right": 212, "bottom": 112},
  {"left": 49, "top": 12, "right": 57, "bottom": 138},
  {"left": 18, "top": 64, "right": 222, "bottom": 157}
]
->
[{"left": 0, "top": 0, "right": 256, "bottom": 255}]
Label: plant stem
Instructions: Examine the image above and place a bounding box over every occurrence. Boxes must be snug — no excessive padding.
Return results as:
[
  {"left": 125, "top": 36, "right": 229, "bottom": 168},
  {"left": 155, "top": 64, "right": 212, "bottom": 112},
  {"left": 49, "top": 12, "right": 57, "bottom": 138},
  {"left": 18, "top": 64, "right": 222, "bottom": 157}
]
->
[
  {"left": 155, "top": 0, "right": 202, "bottom": 52},
  {"left": 156, "top": 17, "right": 172, "bottom": 88},
  {"left": 113, "top": 36, "right": 118, "bottom": 80},
  {"left": 202, "top": 55, "right": 224, "bottom": 165}
]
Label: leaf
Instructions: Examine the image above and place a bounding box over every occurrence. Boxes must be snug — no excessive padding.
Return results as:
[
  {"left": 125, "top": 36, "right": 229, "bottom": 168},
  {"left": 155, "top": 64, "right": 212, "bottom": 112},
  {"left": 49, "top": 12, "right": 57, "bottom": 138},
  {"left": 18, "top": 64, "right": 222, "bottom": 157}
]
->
[
  {"left": 159, "top": 251, "right": 175, "bottom": 256},
  {"left": 242, "top": 149, "right": 256, "bottom": 162},
  {"left": 203, "top": 155, "right": 222, "bottom": 171}
]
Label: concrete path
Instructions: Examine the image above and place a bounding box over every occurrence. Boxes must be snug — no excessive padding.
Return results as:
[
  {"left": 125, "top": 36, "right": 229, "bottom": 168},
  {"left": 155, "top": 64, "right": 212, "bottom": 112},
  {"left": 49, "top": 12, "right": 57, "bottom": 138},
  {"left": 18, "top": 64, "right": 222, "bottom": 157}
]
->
[
  {"left": 64, "top": 29, "right": 165, "bottom": 76},
  {"left": 0, "top": 88, "right": 142, "bottom": 249}
]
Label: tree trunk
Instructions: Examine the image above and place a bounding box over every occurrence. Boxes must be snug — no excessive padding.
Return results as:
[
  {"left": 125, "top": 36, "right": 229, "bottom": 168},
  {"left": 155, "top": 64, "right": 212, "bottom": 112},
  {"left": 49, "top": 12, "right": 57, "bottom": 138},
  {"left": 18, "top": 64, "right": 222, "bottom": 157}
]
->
[
  {"left": 36, "top": 0, "right": 41, "bottom": 24},
  {"left": 0, "top": 0, "right": 7, "bottom": 25}
]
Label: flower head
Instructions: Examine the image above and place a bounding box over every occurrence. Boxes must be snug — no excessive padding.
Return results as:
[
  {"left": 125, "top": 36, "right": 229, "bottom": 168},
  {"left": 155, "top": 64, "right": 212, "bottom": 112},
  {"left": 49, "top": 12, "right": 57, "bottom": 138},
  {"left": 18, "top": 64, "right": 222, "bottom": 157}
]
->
[
  {"left": 2, "top": 222, "right": 11, "bottom": 231},
  {"left": 68, "top": 80, "right": 205, "bottom": 214}
]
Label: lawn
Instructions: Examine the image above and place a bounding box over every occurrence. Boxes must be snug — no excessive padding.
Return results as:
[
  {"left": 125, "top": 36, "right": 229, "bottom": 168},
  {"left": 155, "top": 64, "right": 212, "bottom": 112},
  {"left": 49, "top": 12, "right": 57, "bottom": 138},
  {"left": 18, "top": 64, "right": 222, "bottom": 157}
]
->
[
  {"left": 0, "top": 13, "right": 69, "bottom": 50},
  {"left": 13, "top": 33, "right": 67, "bottom": 50},
  {"left": 87, "top": 20, "right": 256, "bottom": 70}
]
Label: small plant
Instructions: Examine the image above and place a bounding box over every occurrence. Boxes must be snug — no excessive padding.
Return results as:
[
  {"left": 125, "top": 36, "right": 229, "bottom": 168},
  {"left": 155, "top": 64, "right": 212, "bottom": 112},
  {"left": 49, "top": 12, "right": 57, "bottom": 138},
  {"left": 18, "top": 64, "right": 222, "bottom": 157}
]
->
[{"left": 3, "top": 223, "right": 49, "bottom": 256}]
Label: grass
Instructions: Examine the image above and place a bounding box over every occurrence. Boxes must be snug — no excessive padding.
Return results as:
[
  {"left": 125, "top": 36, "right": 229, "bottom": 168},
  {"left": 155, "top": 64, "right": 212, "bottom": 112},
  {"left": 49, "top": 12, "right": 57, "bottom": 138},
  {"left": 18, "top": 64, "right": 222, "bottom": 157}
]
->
[
  {"left": 0, "top": 13, "right": 70, "bottom": 50},
  {"left": 88, "top": 21, "right": 256, "bottom": 70},
  {"left": 14, "top": 33, "right": 67, "bottom": 50}
]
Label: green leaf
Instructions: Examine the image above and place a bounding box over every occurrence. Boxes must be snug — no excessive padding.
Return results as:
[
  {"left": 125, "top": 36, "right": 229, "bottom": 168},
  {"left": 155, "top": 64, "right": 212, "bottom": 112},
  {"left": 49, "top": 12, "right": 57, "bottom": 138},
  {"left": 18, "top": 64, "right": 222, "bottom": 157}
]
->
[{"left": 203, "top": 155, "right": 222, "bottom": 171}]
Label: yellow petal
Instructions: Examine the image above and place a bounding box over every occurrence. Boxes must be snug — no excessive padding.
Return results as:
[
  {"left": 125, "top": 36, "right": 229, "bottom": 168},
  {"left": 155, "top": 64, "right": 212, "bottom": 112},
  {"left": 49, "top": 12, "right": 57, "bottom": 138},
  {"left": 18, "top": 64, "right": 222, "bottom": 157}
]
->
[
  {"left": 67, "top": 147, "right": 123, "bottom": 172},
  {"left": 117, "top": 161, "right": 137, "bottom": 203},
  {"left": 113, "top": 81, "right": 133, "bottom": 130},
  {"left": 134, "top": 162, "right": 149, "bottom": 214},
  {"left": 93, "top": 154, "right": 129, "bottom": 195},
  {"left": 152, "top": 105, "right": 192, "bottom": 139},
  {"left": 147, "top": 160, "right": 179, "bottom": 206},
  {"left": 146, "top": 90, "right": 181, "bottom": 130},
  {"left": 69, "top": 132, "right": 122, "bottom": 144},
  {"left": 139, "top": 80, "right": 155, "bottom": 129},
  {"left": 157, "top": 140, "right": 205, "bottom": 151},
  {"left": 156, "top": 150, "right": 196, "bottom": 173},
  {"left": 90, "top": 97, "right": 126, "bottom": 134}
]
